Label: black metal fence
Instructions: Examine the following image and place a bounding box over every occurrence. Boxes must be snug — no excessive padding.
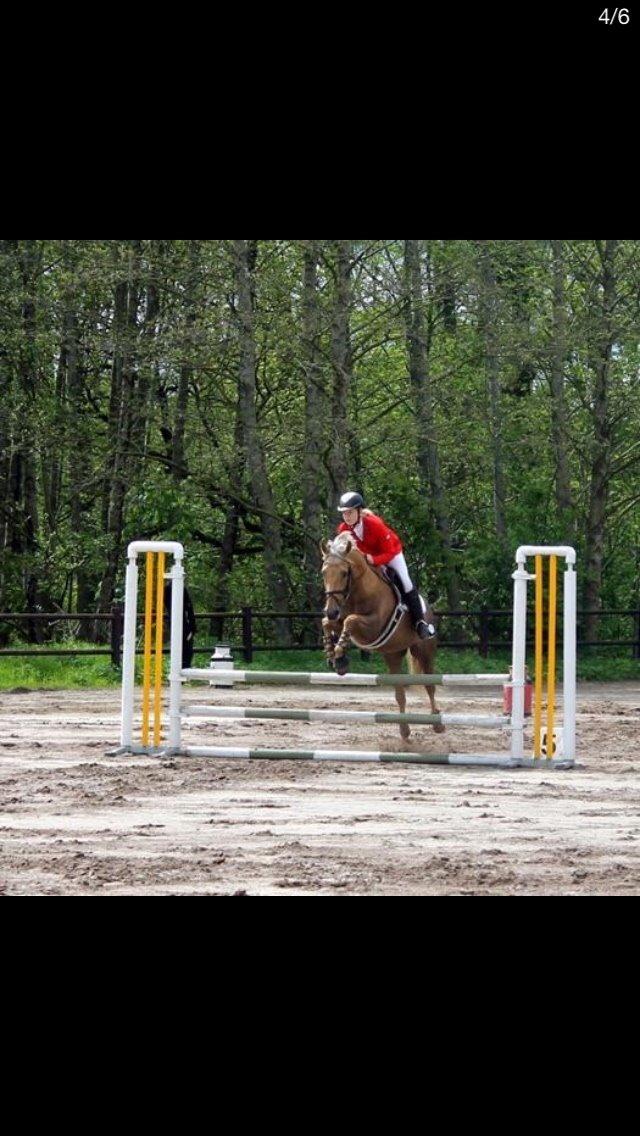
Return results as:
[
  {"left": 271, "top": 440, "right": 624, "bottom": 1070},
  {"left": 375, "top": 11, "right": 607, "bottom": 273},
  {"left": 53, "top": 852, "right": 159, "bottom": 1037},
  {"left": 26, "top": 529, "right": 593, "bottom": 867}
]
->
[{"left": 1, "top": 605, "right": 639, "bottom": 664}]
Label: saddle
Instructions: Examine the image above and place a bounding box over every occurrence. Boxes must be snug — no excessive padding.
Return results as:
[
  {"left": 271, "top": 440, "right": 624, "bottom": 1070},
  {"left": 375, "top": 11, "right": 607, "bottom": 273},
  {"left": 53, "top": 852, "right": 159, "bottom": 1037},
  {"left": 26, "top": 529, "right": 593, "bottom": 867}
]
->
[{"left": 378, "top": 564, "right": 404, "bottom": 601}]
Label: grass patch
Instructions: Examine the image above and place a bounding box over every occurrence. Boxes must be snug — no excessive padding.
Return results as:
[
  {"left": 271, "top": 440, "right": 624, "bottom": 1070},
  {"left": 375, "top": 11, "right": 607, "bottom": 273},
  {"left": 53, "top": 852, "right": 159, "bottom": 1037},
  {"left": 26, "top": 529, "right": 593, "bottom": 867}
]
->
[
  {"left": 237, "top": 647, "right": 512, "bottom": 674},
  {"left": 0, "top": 644, "right": 121, "bottom": 690},
  {"left": 236, "top": 647, "right": 639, "bottom": 681},
  {"left": 0, "top": 642, "right": 637, "bottom": 688}
]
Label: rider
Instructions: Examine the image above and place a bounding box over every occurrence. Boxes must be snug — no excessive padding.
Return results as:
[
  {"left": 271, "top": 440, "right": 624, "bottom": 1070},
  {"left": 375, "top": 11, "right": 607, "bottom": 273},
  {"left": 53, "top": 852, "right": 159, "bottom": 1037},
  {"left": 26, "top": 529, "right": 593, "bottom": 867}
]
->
[{"left": 336, "top": 491, "right": 435, "bottom": 639}]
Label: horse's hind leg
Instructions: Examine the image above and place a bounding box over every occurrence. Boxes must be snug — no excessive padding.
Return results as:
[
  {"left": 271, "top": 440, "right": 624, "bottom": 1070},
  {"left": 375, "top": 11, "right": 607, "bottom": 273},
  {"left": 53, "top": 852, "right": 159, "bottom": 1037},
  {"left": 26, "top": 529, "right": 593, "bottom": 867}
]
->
[
  {"left": 409, "top": 642, "right": 446, "bottom": 734},
  {"left": 385, "top": 650, "right": 410, "bottom": 741}
]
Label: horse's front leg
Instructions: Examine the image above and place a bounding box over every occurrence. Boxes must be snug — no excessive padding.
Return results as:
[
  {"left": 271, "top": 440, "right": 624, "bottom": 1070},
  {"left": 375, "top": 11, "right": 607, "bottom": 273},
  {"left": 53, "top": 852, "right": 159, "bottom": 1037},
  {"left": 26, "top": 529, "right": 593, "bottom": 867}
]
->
[
  {"left": 333, "top": 620, "right": 353, "bottom": 675},
  {"left": 322, "top": 617, "right": 341, "bottom": 669},
  {"left": 333, "top": 614, "right": 378, "bottom": 675}
]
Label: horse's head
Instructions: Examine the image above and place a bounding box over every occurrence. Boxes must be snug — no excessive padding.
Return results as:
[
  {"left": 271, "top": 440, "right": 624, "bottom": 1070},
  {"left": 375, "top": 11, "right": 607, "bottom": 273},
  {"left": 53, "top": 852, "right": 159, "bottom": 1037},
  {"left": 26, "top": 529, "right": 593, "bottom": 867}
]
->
[{"left": 320, "top": 534, "right": 361, "bottom": 622}]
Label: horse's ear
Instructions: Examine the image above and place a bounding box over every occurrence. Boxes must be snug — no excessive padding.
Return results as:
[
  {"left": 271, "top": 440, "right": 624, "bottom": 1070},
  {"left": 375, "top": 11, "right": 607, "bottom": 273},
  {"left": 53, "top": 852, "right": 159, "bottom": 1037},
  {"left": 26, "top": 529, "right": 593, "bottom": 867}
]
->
[{"left": 320, "top": 539, "right": 329, "bottom": 555}]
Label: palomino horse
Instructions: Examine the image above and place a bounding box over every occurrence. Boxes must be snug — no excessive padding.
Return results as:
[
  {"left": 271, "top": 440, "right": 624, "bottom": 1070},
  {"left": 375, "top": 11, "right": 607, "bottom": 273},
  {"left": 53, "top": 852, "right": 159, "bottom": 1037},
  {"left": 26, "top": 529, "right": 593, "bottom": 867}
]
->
[{"left": 320, "top": 533, "right": 445, "bottom": 740}]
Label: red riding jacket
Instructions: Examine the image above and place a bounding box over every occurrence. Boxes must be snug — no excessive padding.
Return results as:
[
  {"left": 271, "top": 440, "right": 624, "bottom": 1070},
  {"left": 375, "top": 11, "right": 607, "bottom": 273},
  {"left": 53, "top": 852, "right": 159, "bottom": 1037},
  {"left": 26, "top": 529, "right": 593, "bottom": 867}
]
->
[{"left": 337, "top": 511, "right": 403, "bottom": 566}]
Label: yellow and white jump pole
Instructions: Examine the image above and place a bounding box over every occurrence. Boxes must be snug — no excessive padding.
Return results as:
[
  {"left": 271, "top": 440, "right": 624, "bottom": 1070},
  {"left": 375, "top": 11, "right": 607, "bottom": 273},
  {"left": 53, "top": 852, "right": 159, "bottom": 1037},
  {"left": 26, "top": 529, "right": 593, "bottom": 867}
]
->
[
  {"left": 511, "top": 546, "right": 576, "bottom": 766},
  {"left": 119, "top": 541, "right": 184, "bottom": 753},
  {"left": 141, "top": 552, "right": 155, "bottom": 745}
]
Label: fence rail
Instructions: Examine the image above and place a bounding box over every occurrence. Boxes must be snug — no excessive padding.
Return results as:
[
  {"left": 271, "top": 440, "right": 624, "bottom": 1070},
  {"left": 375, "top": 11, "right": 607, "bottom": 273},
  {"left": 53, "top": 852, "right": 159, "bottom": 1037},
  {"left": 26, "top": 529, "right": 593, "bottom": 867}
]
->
[{"left": 1, "top": 605, "right": 639, "bottom": 663}]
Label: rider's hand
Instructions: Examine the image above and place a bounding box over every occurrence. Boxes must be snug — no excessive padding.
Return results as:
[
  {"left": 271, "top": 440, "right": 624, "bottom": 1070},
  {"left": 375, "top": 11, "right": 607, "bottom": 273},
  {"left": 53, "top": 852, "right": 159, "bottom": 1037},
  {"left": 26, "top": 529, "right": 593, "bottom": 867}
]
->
[{"left": 365, "top": 554, "right": 374, "bottom": 564}]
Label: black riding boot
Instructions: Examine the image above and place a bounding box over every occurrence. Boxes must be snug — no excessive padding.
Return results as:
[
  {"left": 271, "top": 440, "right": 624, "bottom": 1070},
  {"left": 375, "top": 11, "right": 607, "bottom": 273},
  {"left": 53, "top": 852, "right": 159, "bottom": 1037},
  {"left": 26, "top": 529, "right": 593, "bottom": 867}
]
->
[{"left": 404, "top": 587, "right": 436, "bottom": 639}]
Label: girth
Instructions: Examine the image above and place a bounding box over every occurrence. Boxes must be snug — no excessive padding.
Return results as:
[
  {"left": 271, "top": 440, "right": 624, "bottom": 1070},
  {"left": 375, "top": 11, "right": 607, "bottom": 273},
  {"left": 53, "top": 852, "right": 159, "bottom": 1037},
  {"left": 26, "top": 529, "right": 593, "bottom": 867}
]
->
[{"left": 351, "top": 575, "right": 407, "bottom": 650}]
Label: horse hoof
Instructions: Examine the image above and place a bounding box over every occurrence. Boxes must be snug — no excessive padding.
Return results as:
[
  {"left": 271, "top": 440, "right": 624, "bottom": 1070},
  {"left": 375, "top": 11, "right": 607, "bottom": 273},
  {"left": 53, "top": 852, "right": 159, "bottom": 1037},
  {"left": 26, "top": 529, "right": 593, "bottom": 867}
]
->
[
  {"left": 433, "top": 723, "right": 446, "bottom": 734},
  {"left": 334, "top": 657, "right": 349, "bottom": 676}
]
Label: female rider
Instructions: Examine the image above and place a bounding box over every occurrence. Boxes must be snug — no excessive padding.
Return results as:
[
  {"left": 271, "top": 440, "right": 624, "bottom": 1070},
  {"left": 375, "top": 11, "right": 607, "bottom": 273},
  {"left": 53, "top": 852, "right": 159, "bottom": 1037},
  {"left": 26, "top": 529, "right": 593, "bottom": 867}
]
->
[{"left": 336, "top": 491, "right": 435, "bottom": 639}]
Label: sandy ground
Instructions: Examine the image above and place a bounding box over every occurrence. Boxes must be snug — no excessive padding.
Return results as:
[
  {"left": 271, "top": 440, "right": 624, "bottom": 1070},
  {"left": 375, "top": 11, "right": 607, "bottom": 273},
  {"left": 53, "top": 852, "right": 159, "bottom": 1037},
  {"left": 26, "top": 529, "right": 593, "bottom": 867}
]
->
[{"left": 1, "top": 680, "right": 639, "bottom": 895}]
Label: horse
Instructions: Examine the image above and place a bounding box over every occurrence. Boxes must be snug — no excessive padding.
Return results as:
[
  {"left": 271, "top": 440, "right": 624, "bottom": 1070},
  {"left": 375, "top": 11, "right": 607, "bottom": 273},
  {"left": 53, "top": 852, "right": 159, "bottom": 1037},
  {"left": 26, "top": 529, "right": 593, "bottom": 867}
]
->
[{"left": 320, "top": 533, "right": 445, "bottom": 740}]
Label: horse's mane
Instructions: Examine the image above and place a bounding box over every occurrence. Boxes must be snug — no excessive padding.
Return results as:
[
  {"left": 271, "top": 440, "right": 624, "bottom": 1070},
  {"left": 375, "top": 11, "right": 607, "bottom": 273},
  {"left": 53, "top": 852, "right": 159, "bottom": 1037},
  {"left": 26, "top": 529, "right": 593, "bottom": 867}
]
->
[{"left": 327, "top": 533, "right": 356, "bottom": 558}]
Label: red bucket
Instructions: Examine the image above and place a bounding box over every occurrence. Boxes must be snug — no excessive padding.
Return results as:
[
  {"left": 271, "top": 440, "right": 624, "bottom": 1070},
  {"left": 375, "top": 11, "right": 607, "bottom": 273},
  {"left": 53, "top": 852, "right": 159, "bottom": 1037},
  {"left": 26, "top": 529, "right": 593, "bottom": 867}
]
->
[{"left": 503, "top": 679, "right": 532, "bottom": 717}]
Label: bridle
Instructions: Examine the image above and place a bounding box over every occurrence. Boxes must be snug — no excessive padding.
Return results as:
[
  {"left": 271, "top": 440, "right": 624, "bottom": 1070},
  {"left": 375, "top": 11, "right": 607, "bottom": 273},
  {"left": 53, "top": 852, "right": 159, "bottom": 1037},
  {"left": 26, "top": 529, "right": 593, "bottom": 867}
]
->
[{"left": 323, "top": 555, "right": 353, "bottom": 604}]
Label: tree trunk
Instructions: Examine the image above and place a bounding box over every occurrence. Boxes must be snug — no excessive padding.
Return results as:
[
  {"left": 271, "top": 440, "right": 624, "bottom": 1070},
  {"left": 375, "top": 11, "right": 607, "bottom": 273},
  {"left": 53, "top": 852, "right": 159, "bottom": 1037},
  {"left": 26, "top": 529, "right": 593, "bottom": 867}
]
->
[
  {"left": 209, "top": 395, "right": 244, "bottom": 639},
  {"left": 232, "top": 239, "right": 290, "bottom": 643},
  {"left": 477, "top": 241, "right": 508, "bottom": 550},
  {"left": 438, "top": 241, "right": 457, "bottom": 334},
  {"left": 0, "top": 242, "right": 15, "bottom": 614},
  {"left": 97, "top": 241, "right": 141, "bottom": 624},
  {"left": 549, "top": 240, "right": 574, "bottom": 538},
  {"left": 327, "top": 240, "right": 353, "bottom": 506},
  {"left": 173, "top": 240, "right": 198, "bottom": 480},
  {"left": 15, "top": 241, "right": 45, "bottom": 634},
  {"left": 404, "top": 240, "right": 462, "bottom": 615},
  {"left": 56, "top": 244, "right": 92, "bottom": 613},
  {"left": 44, "top": 329, "right": 65, "bottom": 536},
  {"left": 584, "top": 239, "right": 617, "bottom": 641},
  {"left": 134, "top": 239, "right": 161, "bottom": 455},
  {"left": 301, "top": 240, "right": 327, "bottom": 611}
]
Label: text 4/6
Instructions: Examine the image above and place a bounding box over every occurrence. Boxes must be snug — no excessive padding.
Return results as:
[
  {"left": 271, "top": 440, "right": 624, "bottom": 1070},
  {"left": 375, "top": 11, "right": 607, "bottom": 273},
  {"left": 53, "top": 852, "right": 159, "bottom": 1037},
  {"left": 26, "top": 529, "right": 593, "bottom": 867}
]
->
[{"left": 598, "top": 7, "right": 630, "bottom": 21}]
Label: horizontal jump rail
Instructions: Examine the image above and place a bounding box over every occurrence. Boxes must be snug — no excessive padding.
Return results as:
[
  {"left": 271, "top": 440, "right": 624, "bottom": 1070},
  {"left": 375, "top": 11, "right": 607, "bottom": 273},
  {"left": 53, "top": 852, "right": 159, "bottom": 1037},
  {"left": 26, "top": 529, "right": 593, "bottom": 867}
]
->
[
  {"left": 181, "top": 668, "right": 510, "bottom": 687},
  {"left": 183, "top": 745, "right": 520, "bottom": 766},
  {"left": 182, "top": 705, "right": 511, "bottom": 728}
]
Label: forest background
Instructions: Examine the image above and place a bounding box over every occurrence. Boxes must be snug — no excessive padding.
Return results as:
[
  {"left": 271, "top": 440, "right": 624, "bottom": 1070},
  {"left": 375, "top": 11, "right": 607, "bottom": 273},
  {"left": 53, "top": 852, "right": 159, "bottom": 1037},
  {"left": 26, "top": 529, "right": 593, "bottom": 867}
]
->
[{"left": 1, "top": 239, "right": 639, "bottom": 654}]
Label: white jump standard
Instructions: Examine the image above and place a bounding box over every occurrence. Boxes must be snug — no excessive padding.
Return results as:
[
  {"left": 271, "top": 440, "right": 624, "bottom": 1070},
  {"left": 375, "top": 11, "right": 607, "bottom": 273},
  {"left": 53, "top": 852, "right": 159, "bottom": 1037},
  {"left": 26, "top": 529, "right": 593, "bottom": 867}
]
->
[{"left": 114, "top": 541, "right": 577, "bottom": 769}]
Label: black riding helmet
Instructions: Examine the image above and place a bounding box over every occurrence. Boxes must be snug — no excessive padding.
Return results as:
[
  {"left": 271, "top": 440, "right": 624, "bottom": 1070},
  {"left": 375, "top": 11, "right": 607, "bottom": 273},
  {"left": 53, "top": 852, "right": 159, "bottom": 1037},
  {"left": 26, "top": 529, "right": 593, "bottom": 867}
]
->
[{"left": 337, "top": 491, "right": 364, "bottom": 512}]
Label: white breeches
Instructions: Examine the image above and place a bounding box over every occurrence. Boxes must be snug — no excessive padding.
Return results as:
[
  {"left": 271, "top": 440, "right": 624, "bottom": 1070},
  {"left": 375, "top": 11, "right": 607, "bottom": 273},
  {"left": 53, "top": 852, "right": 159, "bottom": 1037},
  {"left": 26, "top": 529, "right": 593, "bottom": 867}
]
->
[{"left": 386, "top": 553, "right": 413, "bottom": 592}]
